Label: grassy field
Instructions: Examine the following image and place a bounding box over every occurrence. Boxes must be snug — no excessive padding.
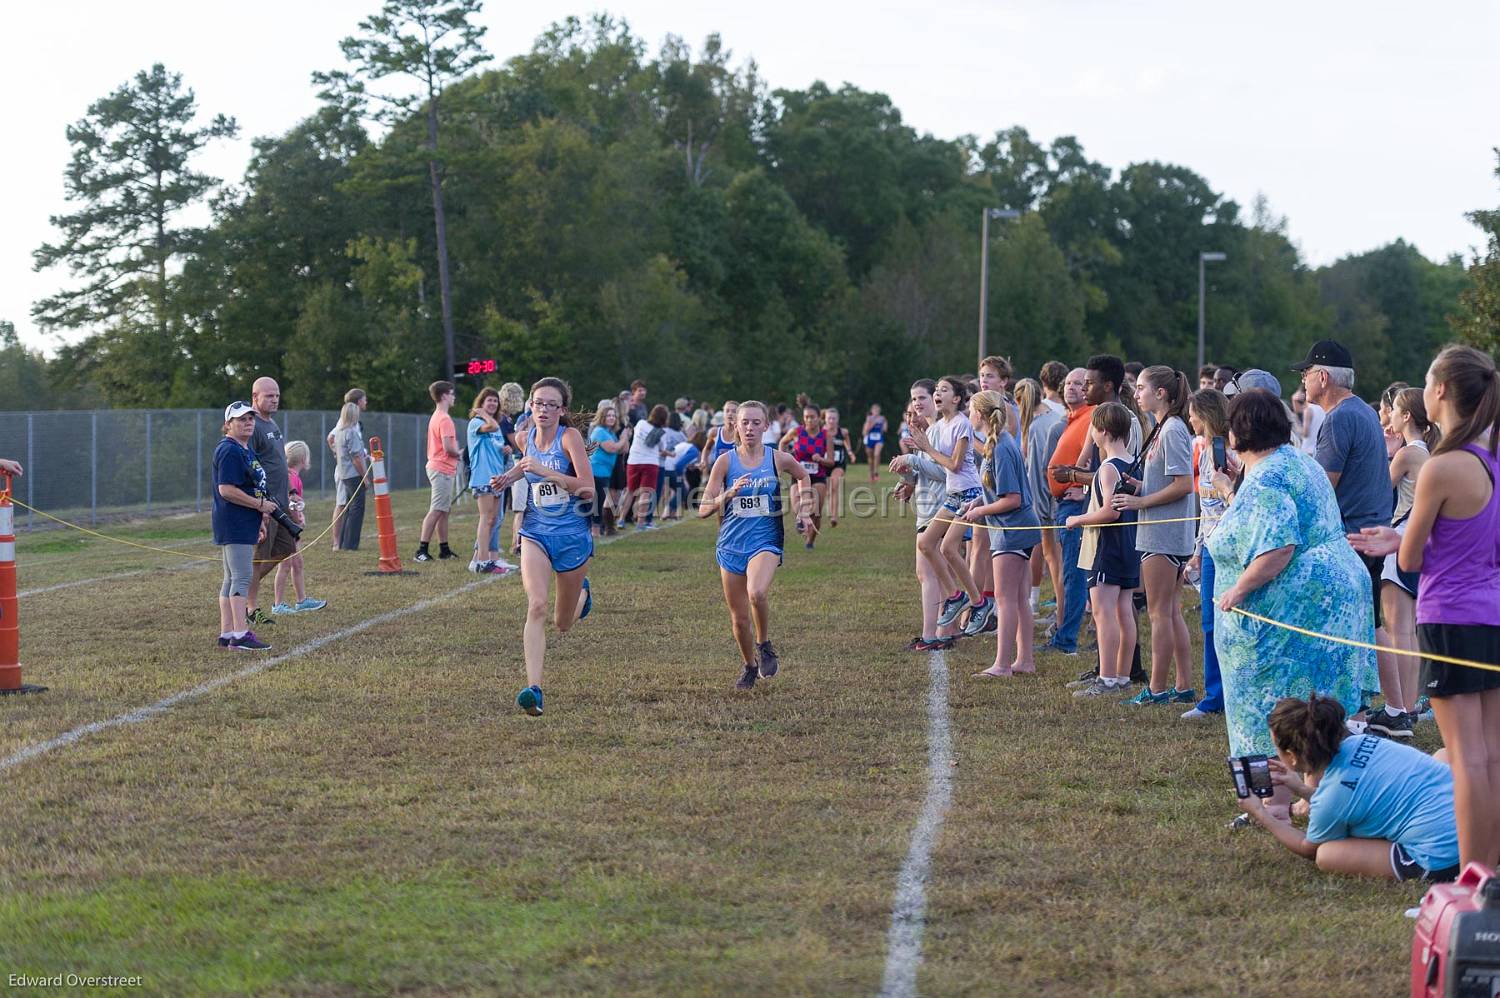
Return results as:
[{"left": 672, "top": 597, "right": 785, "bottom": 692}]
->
[{"left": 0, "top": 482, "right": 1431, "bottom": 995}]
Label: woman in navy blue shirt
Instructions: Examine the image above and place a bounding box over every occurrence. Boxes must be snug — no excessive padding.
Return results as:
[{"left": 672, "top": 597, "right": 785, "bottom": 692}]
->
[{"left": 213, "top": 402, "right": 273, "bottom": 651}]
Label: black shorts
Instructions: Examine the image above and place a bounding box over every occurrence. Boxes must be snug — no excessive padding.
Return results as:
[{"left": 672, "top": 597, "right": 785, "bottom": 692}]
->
[
  {"left": 1143, "top": 552, "right": 1189, "bottom": 572},
  {"left": 1088, "top": 570, "right": 1139, "bottom": 590},
  {"left": 992, "top": 546, "right": 1034, "bottom": 561},
  {"left": 610, "top": 452, "right": 627, "bottom": 490},
  {"left": 1391, "top": 842, "right": 1459, "bottom": 883},
  {"left": 1418, "top": 623, "right": 1500, "bottom": 698},
  {"left": 1360, "top": 553, "right": 1384, "bottom": 629}
]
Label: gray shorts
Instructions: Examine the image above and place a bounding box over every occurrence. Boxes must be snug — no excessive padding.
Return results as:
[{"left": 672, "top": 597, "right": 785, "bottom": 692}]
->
[
  {"left": 427, "top": 467, "right": 455, "bottom": 512},
  {"left": 220, "top": 543, "right": 254, "bottom": 598}
]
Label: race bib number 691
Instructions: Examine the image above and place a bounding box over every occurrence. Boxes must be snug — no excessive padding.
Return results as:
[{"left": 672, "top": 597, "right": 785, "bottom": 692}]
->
[{"left": 531, "top": 480, "right": 569, "bottom": 510}]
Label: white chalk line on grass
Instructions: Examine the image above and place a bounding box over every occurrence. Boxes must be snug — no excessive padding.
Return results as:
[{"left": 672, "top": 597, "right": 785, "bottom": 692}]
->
[
  {"left": 19, "top": 560, "right": 212, "bottom": 598},
  {"left": 878, "top": 648, "right": 954, "bottom": 998},
  {"left": 0, "top": 578, "right": 496, "bottom": 775},
  {"left": 2, "top": 516, "right": 685, "bottom": 774}
]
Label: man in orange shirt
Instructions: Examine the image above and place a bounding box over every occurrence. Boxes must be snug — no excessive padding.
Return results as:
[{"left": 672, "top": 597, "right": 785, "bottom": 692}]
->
[
  {"left": 415, "top": 380, "right": 462, "bottom": 562},
  {"left": 1044, "top": 368, "right": 1092, "bottom": 654}
]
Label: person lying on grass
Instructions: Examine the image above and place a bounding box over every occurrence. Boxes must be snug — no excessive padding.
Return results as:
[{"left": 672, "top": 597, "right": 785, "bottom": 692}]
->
[{"left": 1235, "top": 693, "right": 1459, "bottom": 882}]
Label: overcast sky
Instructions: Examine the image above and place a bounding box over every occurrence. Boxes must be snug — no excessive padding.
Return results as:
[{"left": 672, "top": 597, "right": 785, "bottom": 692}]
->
[{"left": 3, "top": 0, "right": 1496, "bottom": 352}]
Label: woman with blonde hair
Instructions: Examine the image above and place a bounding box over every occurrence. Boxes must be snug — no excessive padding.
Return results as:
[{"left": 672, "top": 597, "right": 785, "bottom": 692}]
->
[
  {"left": 496, "top": 381, "right": 526, "bottom": 557},
  {"left": 587, "top": 400, "right": 631, "bottom": 536},
  {"left": 331, "top": 401, "right": 368, "bottom": 552},
  {"left": 963, "top": 390, "right": 1042, "bottom": 676}
]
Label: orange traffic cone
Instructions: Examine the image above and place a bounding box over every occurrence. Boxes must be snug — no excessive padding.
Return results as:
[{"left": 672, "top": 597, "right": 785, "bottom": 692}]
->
[
  {"left": 1, "top": 472, "right": 46, "bottom": 696},
  {"left": 367, "top": 438, "right": 411, "bottom": 575}
]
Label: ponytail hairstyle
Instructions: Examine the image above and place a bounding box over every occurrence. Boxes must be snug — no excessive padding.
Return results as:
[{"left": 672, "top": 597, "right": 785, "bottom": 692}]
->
[
  {"left": 937, "top": 375, "right": 970, "bottom": 413},
  {"left": 1267, "top": 694, "right": 1347, "bottom": 772},
  {"left": 1428, "top": 344, "right": 1500, "bottom": 457},
  {"left": 1140, "top": 365, "right": 1191, "bottom": 423},
  {"left": 910, "top": 378, "right": 936, "bottom": 397},
  {"left": 969, "top": 390, "right": 1009, "bottom": 489},
  {"left": 530, "top": 376, "right": 577, "bottom": 429},
  {"left": 1392, "top": 387, "right": 1440, "bottom": 451},
  {"left": 1013, "top": 378, "right": 1042, "bottom": 445}
]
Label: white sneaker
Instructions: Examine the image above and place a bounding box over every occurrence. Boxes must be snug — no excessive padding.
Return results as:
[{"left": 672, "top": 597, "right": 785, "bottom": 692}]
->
[
  {"left": 1180, "top": 706, "right": 1220, "bottom": 721},
  {"left": 468, "top": 559, "right": 484, "bottom": 573},
  {"left": 490, "top": 558, "right": 517, "bottom": 572}
]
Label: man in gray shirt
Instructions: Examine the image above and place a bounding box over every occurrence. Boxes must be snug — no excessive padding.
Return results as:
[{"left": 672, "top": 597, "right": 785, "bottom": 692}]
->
[
  {"left": 1295, "top": 340, "right": 1393, "bottom": 532},
  {"left": 246, "top": 376, "right": 300, "bottom": 626},
  {"left": 1294, "top": 338, "right": 1392, "bottom": 632}
]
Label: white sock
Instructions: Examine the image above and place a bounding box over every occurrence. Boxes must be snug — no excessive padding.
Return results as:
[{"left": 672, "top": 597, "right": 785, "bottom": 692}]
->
[{"left": 1030, "top": 586, "right": 1041, "bottom": 608}]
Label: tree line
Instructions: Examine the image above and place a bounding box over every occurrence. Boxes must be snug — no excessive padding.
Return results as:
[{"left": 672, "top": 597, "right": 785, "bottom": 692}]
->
[{"left": 7, "top": 1, "right": 1497, "bottom": 415}]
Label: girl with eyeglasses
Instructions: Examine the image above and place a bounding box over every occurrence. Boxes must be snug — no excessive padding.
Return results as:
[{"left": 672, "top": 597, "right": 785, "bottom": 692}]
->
[{"left": 489, "top": 377, "right": 595, "bottom": 717}]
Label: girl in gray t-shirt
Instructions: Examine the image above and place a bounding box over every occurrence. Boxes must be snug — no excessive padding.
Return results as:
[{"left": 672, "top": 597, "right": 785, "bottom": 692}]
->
[{"left": 1111, "top": 366, "right": 1197, "bottom": 703}]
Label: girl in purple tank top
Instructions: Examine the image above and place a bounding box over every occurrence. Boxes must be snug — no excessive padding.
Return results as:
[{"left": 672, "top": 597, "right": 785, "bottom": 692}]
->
[{"left": 1350, "top": 344, "right": 1500, "bottom": 869}]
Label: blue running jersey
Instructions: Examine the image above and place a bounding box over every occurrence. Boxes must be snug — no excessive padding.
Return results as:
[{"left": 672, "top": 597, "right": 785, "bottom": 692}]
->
[
  {"left": 709, "top": 427, "right": 736, "bottom": 465},
  {"left": 716, "top": 446, "right": 784, "bottom": 570},
  {"left": 522, "top": 427, "right": 589, "bottom": 529}
]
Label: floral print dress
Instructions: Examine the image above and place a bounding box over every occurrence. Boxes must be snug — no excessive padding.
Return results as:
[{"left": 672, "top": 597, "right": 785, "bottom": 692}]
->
[{"left": 1205, "top": 445, "right": 1377, "bottom": 756}]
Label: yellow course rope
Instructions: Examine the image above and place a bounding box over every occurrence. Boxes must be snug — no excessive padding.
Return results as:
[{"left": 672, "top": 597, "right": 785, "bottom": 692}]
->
[
  {"left": 8, "top": 466, "right": 371, "bottom": 568},
  {"left": 929, "top": 514, "right": 1202, "bottom": 532},
  {"left": 928, "top": 513, "right": 1500, "bottom": 674},
  {"left": 1228, "top": 607, "right": 1500, "bottom": 676}
]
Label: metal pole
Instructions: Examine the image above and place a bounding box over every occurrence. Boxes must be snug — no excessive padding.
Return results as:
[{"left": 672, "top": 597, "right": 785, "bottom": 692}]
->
[
  {"left": 145, "top": 411, "right": 153, "bottom": 514},
  {"left": 196, "top": 412, "right": 203, "bottom": 514},
  {"left": 26, "top": 414, "right": 33, "bottom": 530},
  {"left": 90, "top": 412, "right": 98, "bottom": 526},
  {"left": 977, "top": 208, "right": 990, "bottom": 371},
  {"left": 387, "top": 412, "right": 394, "bottom": 486},
  {"left": 1197, "top": 255, "right": 1206, "bottom": 374},
  {"left": 416, "top": 416, "right": 423, "bottom": 489}
]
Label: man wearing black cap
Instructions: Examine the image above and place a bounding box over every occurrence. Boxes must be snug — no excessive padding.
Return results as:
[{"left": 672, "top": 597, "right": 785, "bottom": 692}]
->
[{"left": 1293, "top": 339, "right": 1391, "bottom": 664}]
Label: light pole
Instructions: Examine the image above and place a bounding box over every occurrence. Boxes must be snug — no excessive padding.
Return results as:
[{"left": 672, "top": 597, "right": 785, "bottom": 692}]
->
[
  {"left": 1197, "top": 251, "right": 1227, "bottom": 373},
  {"left": 978, "top": 207, "right": 1021, "bottom": 370}
]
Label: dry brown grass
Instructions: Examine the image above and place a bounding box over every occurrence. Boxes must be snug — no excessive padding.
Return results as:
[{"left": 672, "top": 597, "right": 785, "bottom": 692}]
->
[{"left": 0, "top": 483, "right": 1424, "bottom": 994}]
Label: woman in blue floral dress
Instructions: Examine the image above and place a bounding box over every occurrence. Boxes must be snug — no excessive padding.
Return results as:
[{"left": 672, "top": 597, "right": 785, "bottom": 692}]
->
[{"left": 1207, "top": 391, "right": 1376, "bottom": 768}]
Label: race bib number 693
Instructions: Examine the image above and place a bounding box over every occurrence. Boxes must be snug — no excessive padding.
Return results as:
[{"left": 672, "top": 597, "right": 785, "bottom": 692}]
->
[{"left": 732, "top": 492, "right": 773, "bottom": 517}]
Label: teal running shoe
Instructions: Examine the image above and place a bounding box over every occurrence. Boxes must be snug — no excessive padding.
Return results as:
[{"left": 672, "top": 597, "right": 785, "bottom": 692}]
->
[
  {"left": 1166, "top": 687, "right": 1198, "bottom": 703},
  {"left": 579, "top": 578, "right": 592, "bottom": 620},
  {"left": 1127, "top": 687, "right": 1171, "bottom": 706},
  {"left": 517, "top": 685, "right": 544, "bottom": 716}
]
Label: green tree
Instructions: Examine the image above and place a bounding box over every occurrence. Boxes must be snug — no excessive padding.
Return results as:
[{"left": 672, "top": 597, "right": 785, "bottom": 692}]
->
[
  {"left": 315, "top": 0, "right": 492, "bottom": 379},
  {"left": 31, "top": 64, "right": 236, "bottom": 403},
  {"left": 1452, "top": 149, "right": 1500, "bottom": 353}
]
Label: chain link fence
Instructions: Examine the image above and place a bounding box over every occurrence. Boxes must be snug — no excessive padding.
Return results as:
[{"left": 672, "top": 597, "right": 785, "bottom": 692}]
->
[{"left": 0, "top": 409, "right": 444, "bottom": 529}]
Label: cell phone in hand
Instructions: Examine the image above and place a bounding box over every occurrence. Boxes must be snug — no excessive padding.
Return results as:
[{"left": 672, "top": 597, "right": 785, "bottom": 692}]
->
[{"left": 1212, "top": 436, "right": 1228, "bottom": 473}]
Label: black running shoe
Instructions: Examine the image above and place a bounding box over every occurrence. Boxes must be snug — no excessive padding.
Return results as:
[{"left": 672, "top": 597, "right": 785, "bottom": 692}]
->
[
  {"left": 735, "top": 664, "right": 758, "bottom": 690},
  {"left": 757, "top": 640, "right": 780, "bottom": 678},
  {"left": 1368, "top": 709, "right": 1414, "bottom": 739}
]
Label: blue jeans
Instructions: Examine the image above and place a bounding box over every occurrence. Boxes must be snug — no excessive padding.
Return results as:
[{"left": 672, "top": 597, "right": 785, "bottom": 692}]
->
[
  {"left": 1052, "top": 497, "right": 1088, "bottom": 653},
  {"left": 487, "top": 487, "right": 507, "bottom": 555},
  {"left": 1197, "top": 549, "right": 1224, "bottom": 712}
]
